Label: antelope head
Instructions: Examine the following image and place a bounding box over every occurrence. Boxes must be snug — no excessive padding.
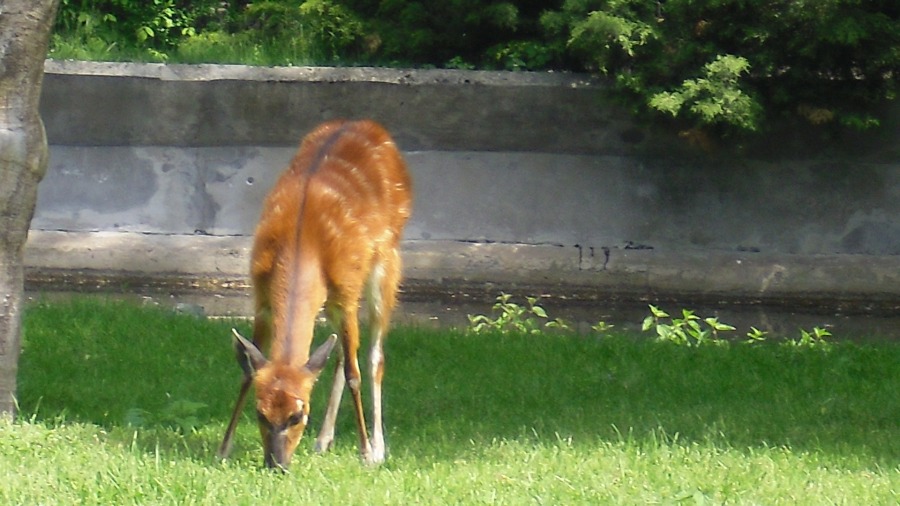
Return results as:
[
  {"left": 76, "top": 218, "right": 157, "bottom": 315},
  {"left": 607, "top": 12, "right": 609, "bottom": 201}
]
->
[{"left": 232, "top": 329, "right": 337, "bottom": 470}]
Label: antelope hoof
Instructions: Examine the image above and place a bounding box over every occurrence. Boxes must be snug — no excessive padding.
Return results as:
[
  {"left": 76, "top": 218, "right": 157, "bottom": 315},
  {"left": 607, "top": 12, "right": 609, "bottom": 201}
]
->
[
  {"left": 314, "top": 438, "right": 333, "bottom": 454},
  {"left": 216, "top": 444, "right": 232, "bottom": 461},
  {"left": 369, "top": 449, "right": 385, "bottom": 466},
  {"left": 362, "top": 443, "right": 385, "bottom": 466}
]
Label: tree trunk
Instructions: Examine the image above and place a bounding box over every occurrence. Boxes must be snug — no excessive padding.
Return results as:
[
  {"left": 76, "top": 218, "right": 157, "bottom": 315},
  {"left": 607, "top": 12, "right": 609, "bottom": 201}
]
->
[{"left": 0, "top": 0, "right": 59, "bottom": 418}]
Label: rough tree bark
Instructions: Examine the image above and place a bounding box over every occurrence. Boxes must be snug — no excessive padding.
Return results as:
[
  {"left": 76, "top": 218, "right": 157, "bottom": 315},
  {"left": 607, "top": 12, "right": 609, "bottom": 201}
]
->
[{"left": 0, "top": 0, "right": 59, "bottom": 418}]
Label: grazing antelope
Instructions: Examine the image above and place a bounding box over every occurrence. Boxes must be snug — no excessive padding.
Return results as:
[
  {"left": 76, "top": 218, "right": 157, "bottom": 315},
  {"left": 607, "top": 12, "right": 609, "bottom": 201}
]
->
[{"left": 218, "top": 119, "right": 412, "bottom": 469}]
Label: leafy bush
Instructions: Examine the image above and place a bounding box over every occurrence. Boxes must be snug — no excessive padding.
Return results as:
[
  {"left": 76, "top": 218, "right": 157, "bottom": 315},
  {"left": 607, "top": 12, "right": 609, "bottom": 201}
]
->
[
  {"left": 648, "top": 54, "right": 761, "bottom": 132},
  {"left": 52, "top": 0, "right": 898, "bottom": 137},
  {"left": 175, "top": 31, "right": 271, "bottom": 65},
  {"left": 341, "top": 0, "right": 562, "bottom": 68},
  {"left": 53, "top": 1, "right": 565, "bottom": 68},
  {"left": 541, "top": 0, "right": 900, "bottom": 135},
  {"left": 55, "top": 0, "right": 220, "bottom": 50},
  {"left": 53, "top": 0, "right": 365, "bottom": 65},
  {"left": 298, "top": 0, "right": 365, "bottom": 62},
  {"left": 199, "top": 0, "right": 367, "bottom": 65},
  {"left": 488, "top": 39, "right": 559, "bottom": 71}
]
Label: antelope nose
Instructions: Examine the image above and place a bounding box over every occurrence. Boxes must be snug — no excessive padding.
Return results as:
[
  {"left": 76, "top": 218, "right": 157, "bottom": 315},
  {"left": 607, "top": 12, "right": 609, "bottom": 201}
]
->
[
  {"left": 264, "top": 452, "right": 290, "bottom": 472},
  {"left": 264, "top": 433, "right": 292, "bottom": 471}
]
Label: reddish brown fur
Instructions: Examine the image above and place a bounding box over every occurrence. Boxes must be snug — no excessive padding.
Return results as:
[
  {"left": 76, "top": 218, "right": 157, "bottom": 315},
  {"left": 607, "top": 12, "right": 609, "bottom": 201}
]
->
[{"left": 219, "top": 119, "right": 412, "bottom": 468}]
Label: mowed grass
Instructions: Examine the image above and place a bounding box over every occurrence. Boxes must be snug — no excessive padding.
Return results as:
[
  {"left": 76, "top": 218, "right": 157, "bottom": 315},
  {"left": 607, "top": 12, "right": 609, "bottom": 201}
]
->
[{"left": 4, "top": 297, "right": 898, "bottom": 504}]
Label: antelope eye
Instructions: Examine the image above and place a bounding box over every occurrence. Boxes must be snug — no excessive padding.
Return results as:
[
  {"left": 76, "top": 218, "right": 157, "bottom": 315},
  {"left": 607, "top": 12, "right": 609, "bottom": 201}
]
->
[
  {"left": 287, "top": 411, "right": 308, "bottom": 427},
  {"left": 256, "top": 410, "right": 273, "bottom": 428}
]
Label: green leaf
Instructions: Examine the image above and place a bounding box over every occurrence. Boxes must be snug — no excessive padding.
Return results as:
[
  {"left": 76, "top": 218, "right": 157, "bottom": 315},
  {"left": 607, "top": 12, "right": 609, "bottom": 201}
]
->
[
  {"left": 705, "top": 318, "right": 736, "bottom": 332},
  {"left": 136, "top": 26, "right": 154, "bottom": 43},
  {"left": 649, "top": 305, "right": 669, "bottom": 318},
  {"left": 649, "top": 91, "right": 685, "bottom": 116}
]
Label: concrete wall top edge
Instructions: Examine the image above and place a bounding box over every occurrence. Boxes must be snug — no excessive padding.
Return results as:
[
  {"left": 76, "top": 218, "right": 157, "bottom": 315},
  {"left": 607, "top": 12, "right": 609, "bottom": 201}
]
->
[
  {"left": 43, "top": 59, "right": 601, "bottom": 88},
  {"left": 40, "top": 60, "right": 623, "bottom": 153},
  {"left": 41, "top": 59, "right": 899, "bottom": 161}
]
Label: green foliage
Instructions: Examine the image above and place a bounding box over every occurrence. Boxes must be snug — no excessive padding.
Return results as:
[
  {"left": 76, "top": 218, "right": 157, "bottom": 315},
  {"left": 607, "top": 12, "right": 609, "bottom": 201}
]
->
[
  {"left": 166, "top": 0, "right": 352, "bottom": 65},
  {"left": 467, "top": 295, "right": 835, "bottom": 350},
  {"left": 241, "top": 1, "right": 303, "bottom": 37},
  {"left": 467, "top": 292, "right": 572, "bottom": 335},
  {"left": 347, "top": 0, "right": 556, "bottom": 68},
  {"left": 175, "top": 31, "right": 261, "bottom": 65},
  {"left": 54, "top": 0, "right": 216, "bottom": 51},
  {"left": 51, "top": 1, "right": 898, "bottom": 137},
  {"left": 562, "top": 4, "right": 656, "bottom": 68},
  {"left": 744, "top": 326, "right": 769, "bottom": 344},
  {"left": 298, "top": 0, "right": 365, "bottom": 61},
  {"left": 541, "top": 0, "right": 900, "bottom": 135},
  {"left": 590, "top": 320, "right": 615, "bottom": 333},
  {"left": 642, "top": 304, "right": 834, "bottom": 350},
  {"left": 219, "top": 0, "right": 366, "bottom": 65},
  {"left": 52, "top": 1, "right": 566, "bottom": 69},
  {"left": 791, "top": 326, "right": 834, "bottom": 351},
  {"left": 52, "top": 0, "right": 366, "bottom": 65},
  {"left": 649, "top": 55, "right": 761, "bottom": 131},
  {"left": 488, "top": 40, "right": 558, "bottom": 71},
  {"left": 641, "top": 305, "right": 736, "bottom": 347}
]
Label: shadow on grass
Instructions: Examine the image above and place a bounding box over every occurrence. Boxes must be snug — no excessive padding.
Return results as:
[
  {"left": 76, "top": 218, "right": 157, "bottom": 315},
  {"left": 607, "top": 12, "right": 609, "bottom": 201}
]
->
[
  {"left": 385, "top": 329, "right": 899, "bottom": 468},
  {"left": 17, "top": 298, "right": 900, "bottom": 470}
]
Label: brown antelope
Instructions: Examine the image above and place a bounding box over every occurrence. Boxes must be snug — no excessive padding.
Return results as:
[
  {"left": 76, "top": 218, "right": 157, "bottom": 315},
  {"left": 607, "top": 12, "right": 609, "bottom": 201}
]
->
[{"left": 217, "top": 119, "right": 412, "bottom": 469}]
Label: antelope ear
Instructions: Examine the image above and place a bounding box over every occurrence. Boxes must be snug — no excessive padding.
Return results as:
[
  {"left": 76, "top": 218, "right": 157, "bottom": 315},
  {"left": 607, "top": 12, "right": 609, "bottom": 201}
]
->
[
  {"left": 232, "top": 328, "right": 267, "bottom": 378},
  {"left": 304, "top": 334, "right": 337, "bottom": 376}
]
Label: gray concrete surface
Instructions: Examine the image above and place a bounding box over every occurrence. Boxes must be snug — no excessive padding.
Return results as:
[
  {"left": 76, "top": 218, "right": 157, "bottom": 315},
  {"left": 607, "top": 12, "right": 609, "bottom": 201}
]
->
[
  {"left": 32, "top": 147, "right": 900, "bottom": 255},
  {"left": 23, "top": 231, "right": 900, "bottom": 309},
  {"left": 26, "top": 61, "right": 900, "bottom": 310}
]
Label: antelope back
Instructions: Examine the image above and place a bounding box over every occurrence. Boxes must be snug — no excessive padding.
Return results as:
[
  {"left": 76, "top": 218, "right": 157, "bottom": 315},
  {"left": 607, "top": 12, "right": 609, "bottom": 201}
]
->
[{"left": 238, "top": 119, "right": 412, "bottom": 469}]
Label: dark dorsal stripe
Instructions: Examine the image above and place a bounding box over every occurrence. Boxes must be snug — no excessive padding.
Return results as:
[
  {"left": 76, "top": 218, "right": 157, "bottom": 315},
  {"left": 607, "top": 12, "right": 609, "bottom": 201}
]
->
[
  {"left": 282, "top": 122, "right": 352, "bottom": 359},
  {"left": 309, "top": 122, "right": 351, "bottom": 176}
]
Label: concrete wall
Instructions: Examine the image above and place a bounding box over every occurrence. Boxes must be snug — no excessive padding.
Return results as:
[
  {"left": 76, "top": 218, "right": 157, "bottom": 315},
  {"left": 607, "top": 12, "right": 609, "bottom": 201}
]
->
[{"left": 27, "top": 61, "right": 900, "bottom": 304}]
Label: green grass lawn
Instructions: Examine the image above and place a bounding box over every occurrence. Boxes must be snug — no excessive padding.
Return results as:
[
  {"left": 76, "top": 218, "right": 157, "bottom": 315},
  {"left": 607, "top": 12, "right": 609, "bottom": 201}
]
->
[{"left": 3, "top": 297, "right": 898, "bottom": 504}]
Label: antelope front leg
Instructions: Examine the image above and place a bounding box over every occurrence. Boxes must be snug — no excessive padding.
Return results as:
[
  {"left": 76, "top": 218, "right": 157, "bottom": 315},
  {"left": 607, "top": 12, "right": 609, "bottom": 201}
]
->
[
  {"left": 314, "top": 348, "right": 345, "bottom": 453},
  {"left": 218, "top": 375, "right": 252, "bottom": 459}
]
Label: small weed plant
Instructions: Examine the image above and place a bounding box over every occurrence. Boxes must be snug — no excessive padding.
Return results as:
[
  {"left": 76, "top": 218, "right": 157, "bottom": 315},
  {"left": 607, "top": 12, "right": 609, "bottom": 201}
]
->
[
  {"left": 641, "top": 305, "right": 735, "bottom": 346},
  {"left": 467, "top": 293, "right": 576, "bottom": 335},
  {"left": 469, "top": 296, "right": 834, "bottom": 349},
  {"left": 641, "top": 304, "right": 831, "bottom": 351},
  {"left": 791, "top": 326, "right": 834, "bottom": 351},
  {"left": 642, "top": 304, "right": 833, "bottom": 349}
]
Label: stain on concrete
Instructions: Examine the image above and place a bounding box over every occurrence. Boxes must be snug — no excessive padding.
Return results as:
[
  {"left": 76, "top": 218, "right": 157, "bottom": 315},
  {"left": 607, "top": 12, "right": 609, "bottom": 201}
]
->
[
  {"left": 841, "top": 219, "right": 900, "bottom": 255},
  {"left": 38, "top": 148, "right": 157, "bottom": 213}
]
